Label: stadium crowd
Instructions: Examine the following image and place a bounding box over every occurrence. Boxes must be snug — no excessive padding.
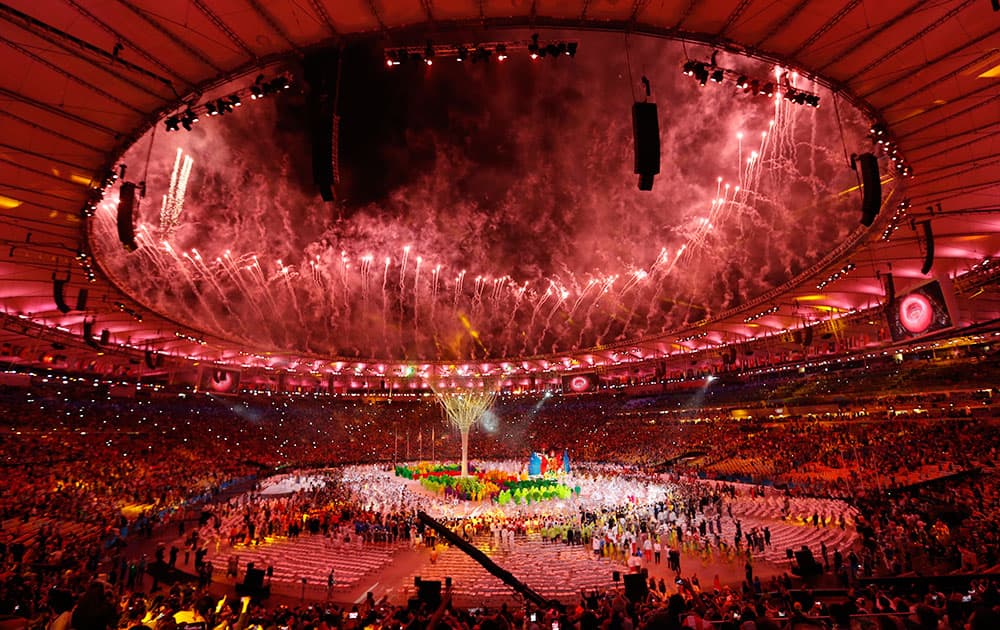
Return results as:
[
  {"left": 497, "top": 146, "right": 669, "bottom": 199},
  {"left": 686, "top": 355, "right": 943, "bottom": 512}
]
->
[{"left": 0, "top": 355, "right": 998, "bottom": 629}]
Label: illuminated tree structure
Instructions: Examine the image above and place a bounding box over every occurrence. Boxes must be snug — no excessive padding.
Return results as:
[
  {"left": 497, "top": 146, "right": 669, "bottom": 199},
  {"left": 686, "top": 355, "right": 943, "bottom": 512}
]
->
[{"left": 431, "top": 379, "right": 499, "bottom": 477}]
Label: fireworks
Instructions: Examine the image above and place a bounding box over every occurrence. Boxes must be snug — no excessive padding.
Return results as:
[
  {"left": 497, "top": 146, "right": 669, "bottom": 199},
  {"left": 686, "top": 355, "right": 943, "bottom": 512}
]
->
[
  {"left": 92, "top": 33, "right": 879, "bottom": 362},
  {"left": 158, "top": 148, "right": 193, "bottom": 239}
]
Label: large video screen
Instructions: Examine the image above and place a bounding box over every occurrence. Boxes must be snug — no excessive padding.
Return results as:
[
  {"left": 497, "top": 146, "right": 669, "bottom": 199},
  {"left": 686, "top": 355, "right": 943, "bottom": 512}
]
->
[
  {"left": 886, "top": 280, "right": 953, "bottom": 342},
  {"left": 561, "top": 372, "right": 600, "bottom": 394}
]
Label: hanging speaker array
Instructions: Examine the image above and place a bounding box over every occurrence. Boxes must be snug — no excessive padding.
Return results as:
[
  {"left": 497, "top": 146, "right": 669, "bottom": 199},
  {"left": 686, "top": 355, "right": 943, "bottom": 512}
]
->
[
  {"left": 857, "top": 153, "right": 881, "bottom": 227},
  {"left": 116, "top": 182, "right": 138, "bottom": 250},
  {"left": 632, "top": 102, "right": 660, "bottom": 191},
  {"left": 919, "top": 220, "right": 935, "bottom": 275}
]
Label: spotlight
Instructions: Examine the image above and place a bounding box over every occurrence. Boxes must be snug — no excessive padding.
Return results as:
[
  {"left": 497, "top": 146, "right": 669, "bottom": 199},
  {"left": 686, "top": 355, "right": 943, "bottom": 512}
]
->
[
  {"left": 424, "top": 42, "right": 435, "bottom": 65},
  {"left": 528, "top": 34, "right": 540, "bottom": 59},
  {"left": 456, "top": 46, "right": 468, "bottom": 62},
  {"left": 218, "top": 98, "right": 233, "bottom": 114},
  {"left": 496, "top": 44, "right": 507, "bottom": 61},
  {"left": 682, "top": 60, "right": 697, "bottom": 76},
  {"left": 783, "top": 88, "right": 796, "bottom": 102},
  {"left": 566, "top": 42, "right": 578, "bottom": 57},
  {"left": 544, "top": 44, "right": 560, "bottom": 58},
  {"left": 759, "top": 82, "right": 774, "bottom": 97},
  {"left": 735, "top": 75, "right": 748, "bottom": 89},
  {"left": 805, "top": 94, "right": 820, "bottom": 107},
  {"left": 250, "top": 84, "right": 263, "bottom": 99},
  {"left": 472, "top": 46, "right": 490, "bottom": 63},
  {"left": 164, "top": 115, "right": 180, "bottom": 132},
  {"left": 710, "top": 69, "right": 724, "bottom": 83},
  {"left": 181, "top": 108, "right": 198, "bottom": 130},
  {"left": 230, "top": 94, "right": 241, "bottom": 107},
  {"left": 206, "top": 101, "right": 219, "bottom": 116},
  {"left": 694, "top": 63, "right": 709, "bottom": 86}
]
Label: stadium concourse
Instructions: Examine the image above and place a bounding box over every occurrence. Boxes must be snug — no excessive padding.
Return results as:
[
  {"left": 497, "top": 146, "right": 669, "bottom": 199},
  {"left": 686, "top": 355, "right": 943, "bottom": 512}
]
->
[{"left": 2, "top": 0, "right": 1000, "bottom": 629}]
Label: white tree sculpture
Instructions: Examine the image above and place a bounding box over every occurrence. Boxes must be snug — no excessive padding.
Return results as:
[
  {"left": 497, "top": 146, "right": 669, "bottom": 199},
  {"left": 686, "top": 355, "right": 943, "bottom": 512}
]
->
[{"left": 431, "top": 379, "right": 499, "bottom": 477}]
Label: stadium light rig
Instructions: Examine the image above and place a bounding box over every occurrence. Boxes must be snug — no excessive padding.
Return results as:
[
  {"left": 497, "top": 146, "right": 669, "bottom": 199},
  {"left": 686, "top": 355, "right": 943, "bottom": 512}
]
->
[
  {"left": 682, "top": 56, "right": 819, "bottom": 108},
  {"left": 881, "top": 200, "right": 910, "bottom": 241},
  {"left": 816, "top": 262, "right": 857, "bottom": 290},
  {"left": 164, "top": 74, "right": 290, "bottom": 132},
  {"left": 869, "top": 121, "right": 912, "bottom": 178},
  {"left": 385, "top": 34, "right": 577, "bottom": 68}
]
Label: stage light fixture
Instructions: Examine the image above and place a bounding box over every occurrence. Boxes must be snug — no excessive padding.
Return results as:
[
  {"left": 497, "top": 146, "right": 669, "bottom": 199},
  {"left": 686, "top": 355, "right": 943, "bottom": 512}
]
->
[
  {"left": 230, "top": 95, "right": 241, "bottom": 107},
  {"left": 164, "top": 115, "right": 180, "bottom": 132},
  {"left": 424, "top": 43, "right": 435, "bottom": 65},
  {"left": 695, "top": 64, "right": 709, "bottom": 86},
  {"left": 218, "top": 98, "right": 233, "bottom": 114},
  {"left": 496, "top": 44, "right": 508, "bottom": 61},
  {"left": 472, "top": 46, "right": 490, "bottom": 63},
  {"left": 181, "top": 108, "right": 198, "bottom": 130},
  {"left": 250, "top": 84, "right": 263, "bottom": 98},
  {"left": 566, "top": 42, "right": 578, "bottom": 57},
  {"left": 206, "top": 101, "right": 219, "bottom": 116},
  {"left": 759, "top": 82, "right": 774, "bottom": 97},
  {"left": 456, "top": 46, "right": 468, "bottom": 61},
  {"left": 710, "top": 69, "right": 724, "bottom": 83},
  {"left": 736, "top": 75, "right": 748, "bottom": 89},
  {"left": 682, "top": 60, "right": 697, "bottom": 76}
]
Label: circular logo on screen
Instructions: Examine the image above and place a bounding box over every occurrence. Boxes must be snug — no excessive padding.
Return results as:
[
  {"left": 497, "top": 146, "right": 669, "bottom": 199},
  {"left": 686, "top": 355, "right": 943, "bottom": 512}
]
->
[
  {"left": 899, "top": 293, "right": 933, "bottom": 334},
  {"left": 569, "top": 376, "right": 591, "bottom": 392}
]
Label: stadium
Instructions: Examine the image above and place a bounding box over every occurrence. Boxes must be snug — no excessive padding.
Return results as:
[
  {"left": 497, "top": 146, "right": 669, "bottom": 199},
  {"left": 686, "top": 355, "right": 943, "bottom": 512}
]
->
[{"left": 0, "top": 1, "right": 998, "bottom": 629}]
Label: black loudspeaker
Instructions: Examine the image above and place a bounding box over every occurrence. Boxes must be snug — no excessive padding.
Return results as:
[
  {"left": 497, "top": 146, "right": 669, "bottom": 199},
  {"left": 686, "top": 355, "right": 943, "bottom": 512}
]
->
[
  {"left": 82, "top": 320, "right": 98, "bottom": 348},
  {"left": 612, "top": 570, "right": 621, "bottom": 582},
  {"left": 244, "top": 567, "right": 265, "bottom": 590},
  {"left": 417, "top": 579, "right": 441, "bottom": 608},
  {"left": 920, "top": 220, "right": 935, "bottom": 275},
  {"left": 884, "top": 272, "right": 896, "bottom": 305},
  {"left": 802, "top": 326, "right": 813, "bottom": 347},
  {"left": 623, "top": 573, "right": 649, "bottom": 601},
  {"left": 75, "top": 288, "right": 88, "bottom": 311},
  {"left": 53, "top": 277, "right": 70, "bottom": 313},
  {"left": 144, "top": 349, "right": 163, "bottom": 370},
  {"left": 794, "top": 550, "right": 822, "bottom": 576},
  {"left": 632, "top": 102, "right": 660, "bottom": 191},
  {"left": 117, "top": 182, "right": 138, "bottom": 250},
  {"left": 858, "top": 153, "right": 881, "bottom": 227},
  {"left": 303, "top": 51, "right": 339, "bottom": 202}
]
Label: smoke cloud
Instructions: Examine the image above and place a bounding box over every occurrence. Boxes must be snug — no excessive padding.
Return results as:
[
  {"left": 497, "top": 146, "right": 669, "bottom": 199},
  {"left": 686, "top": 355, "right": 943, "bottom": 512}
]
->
[{"left": 93, "top": 32, "right": 871, "bottom": 362}]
